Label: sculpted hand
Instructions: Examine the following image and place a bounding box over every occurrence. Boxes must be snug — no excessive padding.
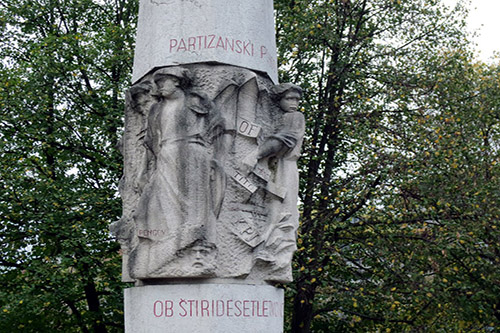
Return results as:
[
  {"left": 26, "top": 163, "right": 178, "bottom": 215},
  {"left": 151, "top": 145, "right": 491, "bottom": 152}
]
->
[{"left": 241, "top": 151, "right": 259, "bottom": 175}]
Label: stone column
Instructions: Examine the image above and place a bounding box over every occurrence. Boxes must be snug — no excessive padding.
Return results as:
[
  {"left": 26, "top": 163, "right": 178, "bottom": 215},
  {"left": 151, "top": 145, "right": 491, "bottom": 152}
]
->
[
  {"left": 111, "top": 1, "right": 305, "bottom": 332},
  {"left": 132, "top": 0, "right": 278, "bottom": 84}
]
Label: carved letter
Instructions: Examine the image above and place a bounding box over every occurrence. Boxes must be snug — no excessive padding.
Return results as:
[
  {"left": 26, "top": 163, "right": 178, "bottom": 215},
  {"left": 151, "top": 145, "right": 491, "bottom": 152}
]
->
[
  {"left": 177, "top": 38, "right": 187, "bottom": 51},
  {"left": 169, "top": 38, "right": 178, "bottom": 52},
  {"left": 165, "top": 300, "right": 174, "bottom": 317},
  {"left": 216, "top": 36, "right": 225, "bottom": 50},
  {"left": 207, "top": 34, "right": 216, "bottom": 48},
  {"left": 260, "top": 46, "right": 268, "bottom": 58},
  {"left": 188, "top": 37, "right": 196, "bottom": 51},
  {"left": 153, "top": 301, "right": 163, "bottom": 317}
]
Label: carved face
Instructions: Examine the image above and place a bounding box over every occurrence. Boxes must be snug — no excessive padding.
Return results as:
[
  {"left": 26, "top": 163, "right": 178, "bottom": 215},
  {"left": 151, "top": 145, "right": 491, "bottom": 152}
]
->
[
  {"left": 279, "top": 90, "right": 301, "bottom": 112},
  {"left": 190, "top": 245, "right": 215, "bottom": 269},
  {"left": 155, "top": 75, "right": 180, "bottom": 98},
  {"left": 134, "top": 91, "right": 150, "bottom": 107}
]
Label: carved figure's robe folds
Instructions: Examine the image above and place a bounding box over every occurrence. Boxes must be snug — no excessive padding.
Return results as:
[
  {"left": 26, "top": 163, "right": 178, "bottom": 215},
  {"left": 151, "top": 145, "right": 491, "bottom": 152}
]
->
[{"left": 130, "top": 91, "right": 224, "bottom": 278}]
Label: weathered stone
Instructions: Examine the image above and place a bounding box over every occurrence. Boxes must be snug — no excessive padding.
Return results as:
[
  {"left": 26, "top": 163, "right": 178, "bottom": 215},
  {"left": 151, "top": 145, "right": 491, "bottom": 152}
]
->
[
  {"left": 112, "top": 64, "right": 305, "bottom": 283},
  {"left": 132, "top": 0, "right": 278, "bottom": 84},
  {"left": 125, "top": 283, "right": 284, "bottom": 333}
]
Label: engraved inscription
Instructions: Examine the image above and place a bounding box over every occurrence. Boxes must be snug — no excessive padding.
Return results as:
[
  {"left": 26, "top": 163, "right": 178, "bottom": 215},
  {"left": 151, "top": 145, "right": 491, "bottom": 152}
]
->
[
  {"left": 237, "top": 118, "right": 261, "bottom": 138},
  {"left": 231, "top": 170, "right": 258, "bottom": 193},
  {"left": 152, "top": 298, "right": 284, "bottom": 318},
  {"left": 169, "top": 34, "right": 270, "bottom": 59},
  {"left": 138, "top": 229, "right": 167, "bottom": 237},
  {"left": 231, "top": 218, "right": 262, "bottom": 248}
]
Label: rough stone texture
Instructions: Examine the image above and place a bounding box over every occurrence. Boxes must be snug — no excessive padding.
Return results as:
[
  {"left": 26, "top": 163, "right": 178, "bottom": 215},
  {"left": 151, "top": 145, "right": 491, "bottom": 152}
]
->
[
  {"left": 125, "top": 284, "right": 284, "bottom": 333},
  {"left": 132, "top": 0, "right": 278, "bottom": 84},
  {"left": 111, "top": 64, "right": 305, "bottom": 283}
]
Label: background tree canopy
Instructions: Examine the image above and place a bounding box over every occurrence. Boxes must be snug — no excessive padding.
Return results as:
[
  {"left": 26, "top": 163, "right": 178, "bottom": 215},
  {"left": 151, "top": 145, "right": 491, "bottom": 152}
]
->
[
  {"left": 0, "top": 0, "right": 498, "bottom": 332},
  {"left": 0, "top": 0, "right": 136, "bottom": 331}
]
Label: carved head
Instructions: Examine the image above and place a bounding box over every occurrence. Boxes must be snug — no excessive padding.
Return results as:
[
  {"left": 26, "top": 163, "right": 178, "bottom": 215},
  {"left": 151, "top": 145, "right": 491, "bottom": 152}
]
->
[
  {"left": 178, "top": 239, "right": 217, "bottom": 271},
  {"left": 128, "top": 81, "right": 152, "bottom": 110},
  {"left": 152, "top": 67, "right": 192, "bottom": 97},
  {"left": 271, "top": 83, "right": 303, "bottom": 113}
]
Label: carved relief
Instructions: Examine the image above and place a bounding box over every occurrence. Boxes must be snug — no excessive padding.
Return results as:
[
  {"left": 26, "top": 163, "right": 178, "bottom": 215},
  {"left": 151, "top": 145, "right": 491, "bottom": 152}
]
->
[
  {"left": 113, "top": 64, "right": 304, "bottom": 283},
  {"left": 243, "top": 83, "right": 305, "bottom": 282}
]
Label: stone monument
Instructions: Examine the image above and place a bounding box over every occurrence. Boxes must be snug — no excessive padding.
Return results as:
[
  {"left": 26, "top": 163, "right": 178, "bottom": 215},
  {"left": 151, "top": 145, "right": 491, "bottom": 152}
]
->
[{"left": 111, "top": 1, "right": 305, "bottom": 331}]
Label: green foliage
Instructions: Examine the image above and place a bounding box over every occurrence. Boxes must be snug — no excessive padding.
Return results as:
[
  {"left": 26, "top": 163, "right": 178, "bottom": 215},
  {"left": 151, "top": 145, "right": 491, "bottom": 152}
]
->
[
  {"left": 275, "top": 0, "right": 500, "bottom": 331},
  {"left": 0, "top": 0, "right": 137, "bottom": 331}
]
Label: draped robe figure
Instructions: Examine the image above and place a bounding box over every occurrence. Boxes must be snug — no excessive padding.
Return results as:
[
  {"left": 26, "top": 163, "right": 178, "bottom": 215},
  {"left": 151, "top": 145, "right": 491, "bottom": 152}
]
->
[{"left": 129, "top": 67, "right": 225, "bottom": 278}]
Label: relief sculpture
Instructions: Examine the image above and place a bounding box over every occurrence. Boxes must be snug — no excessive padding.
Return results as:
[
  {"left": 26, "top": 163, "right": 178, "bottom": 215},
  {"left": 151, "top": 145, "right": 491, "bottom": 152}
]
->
[
  {"left": 243, "top": 83, "right": 305, "bottom": 281},
  {"left": 112, "top": 64, "right": 304, "bottom": 283}
]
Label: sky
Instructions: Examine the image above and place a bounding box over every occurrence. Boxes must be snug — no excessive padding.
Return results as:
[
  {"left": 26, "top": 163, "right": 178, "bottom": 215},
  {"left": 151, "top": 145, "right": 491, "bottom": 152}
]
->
[{"left": 443, "top": 0, "right": 500, "bottom": 62}]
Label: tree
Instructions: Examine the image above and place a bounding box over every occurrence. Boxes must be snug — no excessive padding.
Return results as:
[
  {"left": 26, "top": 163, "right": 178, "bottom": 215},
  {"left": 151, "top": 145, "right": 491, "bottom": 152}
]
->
[
  {"left": 274, "top": 0, "right": 499, "bottom": 331},
  {"left": 0, "top": 0, "right": 136, "bottom": 331}
]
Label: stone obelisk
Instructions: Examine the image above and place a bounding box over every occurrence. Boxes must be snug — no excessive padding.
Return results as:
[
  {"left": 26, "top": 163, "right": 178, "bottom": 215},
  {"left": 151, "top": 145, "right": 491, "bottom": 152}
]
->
[{"left": 111, "top": 1, "right": 305, "bottom": 332}]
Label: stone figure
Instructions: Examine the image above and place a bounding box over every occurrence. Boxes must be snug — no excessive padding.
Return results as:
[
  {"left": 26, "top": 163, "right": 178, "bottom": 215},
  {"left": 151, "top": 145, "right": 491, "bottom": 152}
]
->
[
  {"left": 112, "top": 81, "right": 155, "bottom": 282},
  {"left": 129, "top": 67, "right": 225, "bottom": 278},
  {"left": 114, "top": 64, "right": 305, "bottom": 283},
  {"left": 242, "top": 83, "right": 305, "bottom": 281}
]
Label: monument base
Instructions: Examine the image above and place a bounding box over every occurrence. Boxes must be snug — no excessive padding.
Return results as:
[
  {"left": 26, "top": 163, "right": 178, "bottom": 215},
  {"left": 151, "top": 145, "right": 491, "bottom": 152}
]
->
[{"left": 124, "top": 283, "right": 284, "bottom": 332}]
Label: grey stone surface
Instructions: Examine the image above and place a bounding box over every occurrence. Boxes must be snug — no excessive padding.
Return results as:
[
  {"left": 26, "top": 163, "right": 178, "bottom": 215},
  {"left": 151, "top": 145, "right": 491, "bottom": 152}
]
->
[
  {"left": 112, "top": 64, "right": 305, "bottom": 283},
  {"left": 132, "top": 0, "right": 278, "bottom": 84},
  {"left": 125, "top": 283, "right": 284, "bottom": 333}
]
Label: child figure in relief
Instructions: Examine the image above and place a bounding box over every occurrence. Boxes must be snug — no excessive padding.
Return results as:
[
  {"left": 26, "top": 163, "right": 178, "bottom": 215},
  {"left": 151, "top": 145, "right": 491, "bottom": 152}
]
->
[{"left": 243, "top": 83, "right": 305, "bottom": 281}]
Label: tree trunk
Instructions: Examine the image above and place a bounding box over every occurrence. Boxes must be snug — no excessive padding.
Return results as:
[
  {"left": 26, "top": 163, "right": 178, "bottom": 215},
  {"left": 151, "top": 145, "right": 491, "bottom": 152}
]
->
[
  {"left": 291, "top": 282, "right": 316, "bottom": 333},
  {"left": 84, "top": 282, "right": 108, "bottom": 333}
]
